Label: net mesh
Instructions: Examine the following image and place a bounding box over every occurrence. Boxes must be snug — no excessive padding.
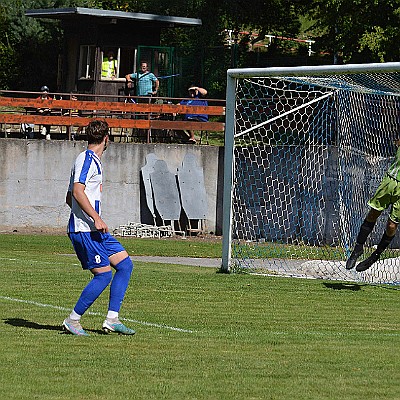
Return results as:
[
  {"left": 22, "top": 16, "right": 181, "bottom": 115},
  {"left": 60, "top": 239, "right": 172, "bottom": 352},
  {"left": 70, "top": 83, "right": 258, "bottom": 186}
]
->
[{"left": 231, "top": 70, "right": 400, "bottom": 284}]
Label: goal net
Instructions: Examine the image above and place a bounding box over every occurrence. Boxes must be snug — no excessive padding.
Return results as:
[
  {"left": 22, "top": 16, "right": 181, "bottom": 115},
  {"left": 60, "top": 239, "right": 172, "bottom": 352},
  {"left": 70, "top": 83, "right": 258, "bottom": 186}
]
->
[{"left": 222, "top": 62, "right": 400, "bottom": 284}]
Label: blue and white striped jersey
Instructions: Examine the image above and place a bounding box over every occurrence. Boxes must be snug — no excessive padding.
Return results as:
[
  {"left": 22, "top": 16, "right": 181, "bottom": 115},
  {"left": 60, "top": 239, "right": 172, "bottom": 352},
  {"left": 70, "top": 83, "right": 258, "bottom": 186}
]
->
[{"left": 67, "top": 150, "right": 103, "bottom": 233}]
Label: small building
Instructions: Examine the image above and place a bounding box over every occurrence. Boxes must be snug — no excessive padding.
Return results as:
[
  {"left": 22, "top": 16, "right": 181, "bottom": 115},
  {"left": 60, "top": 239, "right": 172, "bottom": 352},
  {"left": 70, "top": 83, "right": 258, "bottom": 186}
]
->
[{"left": 26, "top": 7, "right": 202, "bottom": 98}]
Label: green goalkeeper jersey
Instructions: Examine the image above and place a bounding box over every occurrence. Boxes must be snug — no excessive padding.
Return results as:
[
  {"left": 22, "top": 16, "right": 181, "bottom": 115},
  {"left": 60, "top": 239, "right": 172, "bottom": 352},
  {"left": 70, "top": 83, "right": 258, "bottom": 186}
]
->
[{"left": 386, "top": 146, "right": 400, "bottom": 181}]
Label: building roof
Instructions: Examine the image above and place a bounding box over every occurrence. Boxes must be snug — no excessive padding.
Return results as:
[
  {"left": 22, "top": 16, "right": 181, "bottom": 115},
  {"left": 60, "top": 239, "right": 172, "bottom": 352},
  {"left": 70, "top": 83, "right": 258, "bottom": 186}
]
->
[{"left": 25, "top": 7, "right": 202, "bottom": 27}]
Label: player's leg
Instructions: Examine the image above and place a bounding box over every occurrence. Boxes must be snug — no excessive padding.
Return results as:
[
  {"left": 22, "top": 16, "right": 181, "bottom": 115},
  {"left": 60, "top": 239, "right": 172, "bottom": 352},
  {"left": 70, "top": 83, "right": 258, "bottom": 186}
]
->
[
  {"left": 346, "top": 208, "right": 381, "bottom": 269},
  {"left": 187, "top": 130, "right": 196, "bottom": 143},
  {"left": 45, "top": 124, "right": 51, "bottom": 140},
  {"left": 346, "top": 176, "right": 394, "bottom": 270},
  {"left": 356, "top": 212, "right": 399, "bottom": 272},
  {"left": 102, "top": 234, "right": 135, "bottom": 335},
  {"left": 174, "top": 129, "right": 191, "bottom": 143},
  {"left": 108, "top": 251, "right": 133, "bottom": 314},
  {"left": 63, "top": 266, "right": 112, "bottom": 335},
  {"left": 63, "top": 232, "right": 112, "bottom": 336},
  {"left": 356, "top": 220, "right": 398, "bottom": 271},
  {"left": 356, "top": 181, "right": 400, "bottom": 271}
]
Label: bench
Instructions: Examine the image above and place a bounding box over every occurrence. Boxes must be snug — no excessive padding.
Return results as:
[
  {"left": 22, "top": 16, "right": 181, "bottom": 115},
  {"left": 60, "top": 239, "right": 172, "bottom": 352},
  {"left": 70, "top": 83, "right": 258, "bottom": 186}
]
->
[{"left": 0, "top": 94, "right": 225, "bottom": 143}]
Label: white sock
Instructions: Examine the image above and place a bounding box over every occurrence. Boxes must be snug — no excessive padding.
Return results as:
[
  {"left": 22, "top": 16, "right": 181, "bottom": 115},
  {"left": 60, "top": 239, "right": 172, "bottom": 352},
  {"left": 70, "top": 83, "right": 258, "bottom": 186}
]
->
[
  {"left": 107, "top": 311, "right": 119, "bottom": 320},
  {"left": 69, "top": 310, "right": 81, "bottom": 321}
]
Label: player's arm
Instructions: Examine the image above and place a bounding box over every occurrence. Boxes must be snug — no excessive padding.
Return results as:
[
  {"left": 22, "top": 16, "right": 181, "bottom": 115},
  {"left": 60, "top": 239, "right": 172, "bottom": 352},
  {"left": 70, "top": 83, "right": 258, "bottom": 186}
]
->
[
  {"left": 153, "top": 78, "right": 159, "bottom": 94},
  {"left": 72, "top": 182, "right": 108, "bottom": 232},
  {"left": 125, "top": 73, "right": 134, "bottom": 88},
  {"left": 196, "top": 86, "right": 207, "bottom": 96},
  {"left": 66, "top": 190, "right": 72, "bottom": 208}
]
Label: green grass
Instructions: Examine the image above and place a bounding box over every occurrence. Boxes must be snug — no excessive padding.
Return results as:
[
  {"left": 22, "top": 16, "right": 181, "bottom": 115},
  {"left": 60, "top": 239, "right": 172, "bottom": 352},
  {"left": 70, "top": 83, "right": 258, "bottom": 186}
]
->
[
  {"left": 204, "top": 130, "right": 224, "bottom": 146},
  {"left": 1, "top": 234, "right": 400, "bottom": 399},
  {"left": 0, "top": 234, "right": 222, "bottom": 259},
  {"left": 234, "top": 241, "right": 400, "bottom": 263}
]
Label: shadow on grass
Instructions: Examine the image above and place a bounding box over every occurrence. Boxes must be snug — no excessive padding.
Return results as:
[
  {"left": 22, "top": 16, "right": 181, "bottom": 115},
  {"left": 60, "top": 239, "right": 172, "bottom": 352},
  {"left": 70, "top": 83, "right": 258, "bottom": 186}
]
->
[
  {"left": 3, "top": 318, "right": 105, "bottom": 335},
  {"left": 4, "top": 318, "right": 61, "bottom": 331},
  {"left": 323, "top": 282, "right": 363, "bottom": 291}
]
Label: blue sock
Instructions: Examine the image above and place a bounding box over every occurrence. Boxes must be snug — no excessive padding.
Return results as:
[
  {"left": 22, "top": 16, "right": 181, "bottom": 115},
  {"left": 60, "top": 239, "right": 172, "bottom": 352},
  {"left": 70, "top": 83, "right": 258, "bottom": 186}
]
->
[
  {"left": 74, "top": 270, "right": 112, "bottom": 316},
  {"left": 109, "top": 257, "right": 134, "bottom": 313}
]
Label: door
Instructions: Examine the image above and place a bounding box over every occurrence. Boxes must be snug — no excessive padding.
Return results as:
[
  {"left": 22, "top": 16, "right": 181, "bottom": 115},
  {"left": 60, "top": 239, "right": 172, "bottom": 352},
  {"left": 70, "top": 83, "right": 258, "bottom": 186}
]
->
[{"left": 137, "top": 46, "right": 175, "bottom": 97}]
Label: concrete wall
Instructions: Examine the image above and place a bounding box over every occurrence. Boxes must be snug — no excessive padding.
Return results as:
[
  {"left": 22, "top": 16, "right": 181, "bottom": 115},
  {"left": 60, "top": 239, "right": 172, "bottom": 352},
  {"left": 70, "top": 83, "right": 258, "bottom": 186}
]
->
[{"left": 0, "top": 139, "right": 224, "bottom": 234}]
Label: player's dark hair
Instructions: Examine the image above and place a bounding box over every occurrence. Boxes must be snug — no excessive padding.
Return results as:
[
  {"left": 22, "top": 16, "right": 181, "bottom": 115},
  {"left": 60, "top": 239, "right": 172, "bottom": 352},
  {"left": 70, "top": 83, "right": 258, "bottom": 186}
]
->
[{"left": 86, "top": 120, "right": 109, "bottom": 144}]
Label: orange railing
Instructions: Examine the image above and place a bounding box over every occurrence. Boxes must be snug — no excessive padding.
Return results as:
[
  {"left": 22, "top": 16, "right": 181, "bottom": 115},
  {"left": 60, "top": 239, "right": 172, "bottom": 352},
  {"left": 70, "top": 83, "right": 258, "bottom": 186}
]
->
[{"left": 0, "top": 91, "right": 225, "bottom": 143}]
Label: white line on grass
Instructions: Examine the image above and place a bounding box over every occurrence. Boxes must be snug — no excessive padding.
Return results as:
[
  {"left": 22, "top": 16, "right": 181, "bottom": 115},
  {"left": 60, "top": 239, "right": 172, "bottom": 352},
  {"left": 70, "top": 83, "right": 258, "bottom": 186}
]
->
[{"left": 0, "top": 295, "right": 195, "bottom": 334}]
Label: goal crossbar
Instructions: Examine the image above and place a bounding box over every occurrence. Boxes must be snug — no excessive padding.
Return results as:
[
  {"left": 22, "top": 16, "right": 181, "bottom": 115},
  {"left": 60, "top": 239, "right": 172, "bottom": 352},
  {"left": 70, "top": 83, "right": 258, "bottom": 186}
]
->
[{"left": 227, "top": 62, "right": 400, "bottom": 78}]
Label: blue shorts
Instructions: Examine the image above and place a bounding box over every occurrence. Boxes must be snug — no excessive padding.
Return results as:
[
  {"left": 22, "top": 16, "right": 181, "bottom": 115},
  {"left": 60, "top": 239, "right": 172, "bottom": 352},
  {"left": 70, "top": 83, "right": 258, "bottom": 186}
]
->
[{"left": 68, "top": 231, "right": 125, "bottom": 270}]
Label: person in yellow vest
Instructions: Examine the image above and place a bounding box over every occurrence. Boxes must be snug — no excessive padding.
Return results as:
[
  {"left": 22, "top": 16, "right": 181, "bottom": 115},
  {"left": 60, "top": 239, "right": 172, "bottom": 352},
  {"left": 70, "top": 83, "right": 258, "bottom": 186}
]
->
[{"left": 101, "top": 51, "right": 117, "bottom": 79}]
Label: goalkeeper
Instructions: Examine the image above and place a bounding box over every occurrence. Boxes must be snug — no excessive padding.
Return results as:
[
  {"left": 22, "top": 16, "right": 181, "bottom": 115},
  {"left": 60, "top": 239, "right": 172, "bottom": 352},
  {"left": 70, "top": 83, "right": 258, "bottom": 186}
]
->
[{"left": 346, "top": 139, "right": 400, "bottom": 272}]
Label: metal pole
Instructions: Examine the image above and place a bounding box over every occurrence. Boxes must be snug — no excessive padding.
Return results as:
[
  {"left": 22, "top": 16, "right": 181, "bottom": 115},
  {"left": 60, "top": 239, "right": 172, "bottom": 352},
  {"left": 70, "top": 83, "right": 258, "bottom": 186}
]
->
[{"left": 221, "top": 71, "right": 237, "bottom": 272}]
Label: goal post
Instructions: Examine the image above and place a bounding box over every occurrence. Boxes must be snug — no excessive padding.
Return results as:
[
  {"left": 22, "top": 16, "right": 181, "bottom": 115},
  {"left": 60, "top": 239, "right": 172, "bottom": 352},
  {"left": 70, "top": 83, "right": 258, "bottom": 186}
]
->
[{"left": 222, "top": 62, "right": 400, "bottom": 284}]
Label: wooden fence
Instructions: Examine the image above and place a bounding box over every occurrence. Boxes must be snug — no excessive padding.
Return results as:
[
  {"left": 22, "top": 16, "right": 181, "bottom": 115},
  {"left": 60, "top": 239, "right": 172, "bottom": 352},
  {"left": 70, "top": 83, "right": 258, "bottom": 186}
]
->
[{"left": 0, "top": 91, "right": 225, "bottom": 143}]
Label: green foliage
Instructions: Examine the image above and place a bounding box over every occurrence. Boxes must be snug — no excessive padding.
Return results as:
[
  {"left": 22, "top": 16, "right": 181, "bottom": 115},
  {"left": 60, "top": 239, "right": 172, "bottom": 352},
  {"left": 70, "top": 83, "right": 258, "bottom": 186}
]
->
[
  {"left": 0, "top": 43, "right": 18, "bottom": 90},
  {"left": 0, "top": 0, "right": 67, "bottom": 90},
  {"left": 307, "top": 0, "right": 400, "bottom": 63},
  {"left": 0, "top": 0, "right": 399, "bottom": 92}
]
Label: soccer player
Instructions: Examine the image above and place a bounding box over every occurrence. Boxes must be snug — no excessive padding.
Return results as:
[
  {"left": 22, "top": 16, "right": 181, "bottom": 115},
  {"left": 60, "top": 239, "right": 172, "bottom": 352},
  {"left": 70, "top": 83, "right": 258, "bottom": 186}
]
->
[
  {"left": 62, "top": 120, "right": 135, "bottom": 336},
  {"left": 346, "top": 138, "right": 400, "bottom": 272}
]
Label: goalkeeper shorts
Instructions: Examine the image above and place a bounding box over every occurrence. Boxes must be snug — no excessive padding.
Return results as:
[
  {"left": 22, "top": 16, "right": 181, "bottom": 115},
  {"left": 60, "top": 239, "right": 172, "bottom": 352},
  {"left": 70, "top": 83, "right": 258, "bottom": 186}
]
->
[{"left": 368, "top": 174, "right": 400, "bottom": 224}]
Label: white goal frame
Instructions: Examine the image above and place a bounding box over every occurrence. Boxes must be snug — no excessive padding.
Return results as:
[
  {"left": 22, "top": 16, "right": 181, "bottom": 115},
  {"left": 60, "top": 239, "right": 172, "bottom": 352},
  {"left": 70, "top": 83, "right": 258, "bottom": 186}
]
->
[{"left": 222, "top": 62, "right": 400, "bottom": 281}]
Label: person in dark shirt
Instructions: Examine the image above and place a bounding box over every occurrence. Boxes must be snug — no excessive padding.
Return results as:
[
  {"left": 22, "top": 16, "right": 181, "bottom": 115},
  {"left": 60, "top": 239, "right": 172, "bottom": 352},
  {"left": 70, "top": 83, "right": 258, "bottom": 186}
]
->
[
  {"left": 179, "top": 86, "right": 208, "bottom": 143},
  {"left": 36, "top": 85, "right": 53, "bottom": 140}
]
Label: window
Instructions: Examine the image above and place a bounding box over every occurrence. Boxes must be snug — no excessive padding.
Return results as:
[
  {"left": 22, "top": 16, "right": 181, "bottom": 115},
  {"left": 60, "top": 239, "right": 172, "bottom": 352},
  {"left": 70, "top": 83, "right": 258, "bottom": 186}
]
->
[
  {"left": 100, "top": 47, "right": 137, "bottom": 81},
  {"left": 119, "top": 47, "right": 137, "bottom": 77},
  {"left": 78, "top": 45, "right": 96, "bottom": 80},
  {"left": 78, "top": 46, "right": 138, "bottom": 81},
  {"left": 100, "top": 48, "right": 119, "bottom": 80}
]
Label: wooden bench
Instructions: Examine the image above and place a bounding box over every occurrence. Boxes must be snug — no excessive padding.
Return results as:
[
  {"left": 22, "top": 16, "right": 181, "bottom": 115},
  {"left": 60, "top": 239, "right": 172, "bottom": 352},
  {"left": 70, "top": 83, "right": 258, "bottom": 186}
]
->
[{"left": 0, "top": 95, "right": 225, "bottom": 143}]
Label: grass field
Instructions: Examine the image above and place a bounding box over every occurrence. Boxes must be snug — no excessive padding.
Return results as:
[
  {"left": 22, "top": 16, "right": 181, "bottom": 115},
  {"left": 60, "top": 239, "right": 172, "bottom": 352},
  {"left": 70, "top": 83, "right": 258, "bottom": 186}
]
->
[{"left": 1, "top": 234, "right": 400, "bottom": 399}]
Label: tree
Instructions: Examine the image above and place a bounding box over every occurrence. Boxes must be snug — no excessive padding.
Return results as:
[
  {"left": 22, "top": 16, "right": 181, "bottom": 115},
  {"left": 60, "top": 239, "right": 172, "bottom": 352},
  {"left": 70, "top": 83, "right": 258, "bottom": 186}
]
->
[
  {"left": 112, "top": 0, "right": 313, "bottom": 96},
  {"left": 307, "top": 0, "right": 400, "bottom": 63},
  {"left": 0, "top": 0, "right": 21, "bottom": 89},
  {"left": 0, "top": 0, "right": 86, "bottom": 91},
  {"left": 3, "top": 0, "right": 399, "bottom": 94}
]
